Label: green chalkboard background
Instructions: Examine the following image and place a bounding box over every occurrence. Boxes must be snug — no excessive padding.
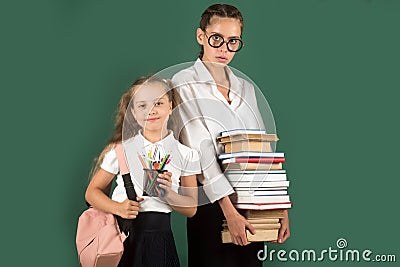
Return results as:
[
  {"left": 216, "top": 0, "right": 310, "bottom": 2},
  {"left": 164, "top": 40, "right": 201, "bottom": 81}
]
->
[{"left": 1, "top": 0, "right": 399, "bottom": 266}]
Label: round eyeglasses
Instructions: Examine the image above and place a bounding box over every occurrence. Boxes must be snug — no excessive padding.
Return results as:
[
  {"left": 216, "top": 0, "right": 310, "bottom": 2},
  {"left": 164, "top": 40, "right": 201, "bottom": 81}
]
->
[{"left": 205, "top": 33, "right": 244, "bottom": 52}]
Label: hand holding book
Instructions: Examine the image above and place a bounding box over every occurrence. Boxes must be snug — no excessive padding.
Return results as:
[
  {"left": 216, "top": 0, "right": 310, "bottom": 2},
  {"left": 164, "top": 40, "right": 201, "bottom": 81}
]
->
[
  {"left": 268, "top": 209, "right": 290, "bottom": 244},
  {"left": 223, "top": 211, "right": 256, "bottom": 246}
]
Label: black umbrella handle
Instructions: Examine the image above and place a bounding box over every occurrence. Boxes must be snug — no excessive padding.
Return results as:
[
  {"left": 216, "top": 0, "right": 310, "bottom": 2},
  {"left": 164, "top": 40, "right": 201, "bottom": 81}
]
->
[{"left": 122, "top": 174, "right": 137, "bottom": 200}]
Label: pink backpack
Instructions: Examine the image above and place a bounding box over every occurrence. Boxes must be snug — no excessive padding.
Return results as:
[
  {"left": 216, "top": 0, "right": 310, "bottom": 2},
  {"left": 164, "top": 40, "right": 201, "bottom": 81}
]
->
[
  {"left": 76, "top": 144, "right": 132, "bottom": 267},
  {"left": 76, "top": 208, "right": 127, "bottom": 267}
]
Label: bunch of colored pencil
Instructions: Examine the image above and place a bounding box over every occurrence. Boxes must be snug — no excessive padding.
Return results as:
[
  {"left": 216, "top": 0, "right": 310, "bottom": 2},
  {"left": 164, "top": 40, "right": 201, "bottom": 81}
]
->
[{"left": 137, "top": 146, "right": 170, "bottom": 197}]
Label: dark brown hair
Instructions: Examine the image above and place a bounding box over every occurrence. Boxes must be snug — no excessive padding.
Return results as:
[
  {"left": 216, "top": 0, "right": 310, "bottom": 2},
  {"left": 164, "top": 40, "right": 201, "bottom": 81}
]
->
[{"left": 198, "top": 4, "right": 244, "bottom": 58}]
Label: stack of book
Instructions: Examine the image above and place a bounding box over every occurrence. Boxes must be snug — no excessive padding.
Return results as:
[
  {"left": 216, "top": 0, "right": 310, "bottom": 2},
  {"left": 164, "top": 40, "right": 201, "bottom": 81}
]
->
[{"left": 217, "top": 129, "right": 292, "bottom": 243}]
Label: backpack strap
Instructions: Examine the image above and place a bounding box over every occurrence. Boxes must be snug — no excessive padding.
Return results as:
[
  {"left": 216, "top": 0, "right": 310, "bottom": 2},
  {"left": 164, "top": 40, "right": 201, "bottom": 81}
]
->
[{"left": 114, "top": 143, "right": 137, "bottom": 201}]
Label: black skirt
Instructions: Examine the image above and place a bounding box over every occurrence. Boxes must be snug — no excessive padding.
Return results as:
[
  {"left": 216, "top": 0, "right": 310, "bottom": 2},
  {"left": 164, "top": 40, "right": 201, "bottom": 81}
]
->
[
  {"left": 187, "top": 202, "right": 264, "bottom": 267},
  {"left": 118, "top": 212, "right": 180, "bottom": 267}
]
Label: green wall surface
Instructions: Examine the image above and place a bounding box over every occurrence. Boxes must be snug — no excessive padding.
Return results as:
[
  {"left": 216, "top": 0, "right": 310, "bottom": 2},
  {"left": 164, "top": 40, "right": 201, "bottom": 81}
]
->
[{"left": 1, "top": 0, "right": 399, "bottom": 266}]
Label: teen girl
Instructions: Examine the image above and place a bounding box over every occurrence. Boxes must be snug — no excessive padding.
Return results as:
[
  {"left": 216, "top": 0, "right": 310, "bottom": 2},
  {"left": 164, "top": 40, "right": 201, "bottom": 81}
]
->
[
  {"left": 172, "top": 4, "right": 290, "bottom": 266},
  {"left": 85, "top": 76, "right": 200, "bottom": 267}
]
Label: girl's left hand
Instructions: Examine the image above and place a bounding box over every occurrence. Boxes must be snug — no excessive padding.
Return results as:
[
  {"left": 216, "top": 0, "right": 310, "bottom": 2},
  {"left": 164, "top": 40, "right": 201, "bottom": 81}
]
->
[{"left": 157, "top": 172, "right": 173, "bottom": 197}]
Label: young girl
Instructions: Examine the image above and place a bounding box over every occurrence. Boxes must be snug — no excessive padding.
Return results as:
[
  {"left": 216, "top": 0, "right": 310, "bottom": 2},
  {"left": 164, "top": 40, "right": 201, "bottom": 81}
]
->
[
  {"left": 172, "top": 4, "right": 290, "bottom": 266},
  {"left": 85, "top": 76, "right": 200, "bottom": 267}
]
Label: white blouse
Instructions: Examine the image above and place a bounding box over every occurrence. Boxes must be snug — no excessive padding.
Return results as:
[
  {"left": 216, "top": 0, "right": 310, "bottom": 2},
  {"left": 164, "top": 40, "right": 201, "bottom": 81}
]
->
[
  {"left": 101, "top": 131, "right": 201, "bottom": 213},
  {"left": 172, "top": 59, "right": 265, "bottom": 203}
]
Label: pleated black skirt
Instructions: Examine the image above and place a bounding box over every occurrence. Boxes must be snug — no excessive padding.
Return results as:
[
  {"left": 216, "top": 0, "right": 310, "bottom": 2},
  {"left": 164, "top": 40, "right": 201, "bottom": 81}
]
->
[
  {"left": 118, "top": 212, "right": 180, "bottom": 267},
  {"left": 187, "top": 202, "right": 263, "bottom": 267}
]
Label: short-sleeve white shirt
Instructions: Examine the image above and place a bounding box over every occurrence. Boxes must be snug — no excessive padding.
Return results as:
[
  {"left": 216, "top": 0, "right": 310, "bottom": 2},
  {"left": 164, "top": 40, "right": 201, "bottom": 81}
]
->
[{"left": 100, "top": 131, "right": 201, "bottom": 213}]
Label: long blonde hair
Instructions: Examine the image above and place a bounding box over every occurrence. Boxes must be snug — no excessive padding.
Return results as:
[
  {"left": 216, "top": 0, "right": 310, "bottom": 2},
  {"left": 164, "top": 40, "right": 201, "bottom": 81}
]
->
[{"left": 89, "top": 75, "right": 182, "bottom": 179}]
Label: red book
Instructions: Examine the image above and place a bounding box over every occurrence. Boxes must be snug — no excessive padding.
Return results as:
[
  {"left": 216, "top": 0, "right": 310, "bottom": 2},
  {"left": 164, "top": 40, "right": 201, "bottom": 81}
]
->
[{"left": 221, "top": 157, "right": 285, "bottom": 164}]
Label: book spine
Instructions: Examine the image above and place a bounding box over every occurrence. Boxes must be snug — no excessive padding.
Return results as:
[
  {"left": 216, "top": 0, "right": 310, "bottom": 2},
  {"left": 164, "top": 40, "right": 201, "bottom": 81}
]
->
[
  {"left": 226, "top": 173, "right": 287, "bottom": 182},
  {"left": 219, "top": 152, "right": 284, "bottom": 160},
  {"left": 222, "top": 157, "right": 285, "bottom": 164},
  {"left": 233, "top": 195, "right": 290, "bottom": 204}
]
